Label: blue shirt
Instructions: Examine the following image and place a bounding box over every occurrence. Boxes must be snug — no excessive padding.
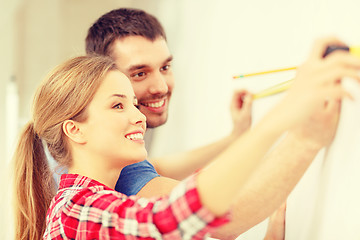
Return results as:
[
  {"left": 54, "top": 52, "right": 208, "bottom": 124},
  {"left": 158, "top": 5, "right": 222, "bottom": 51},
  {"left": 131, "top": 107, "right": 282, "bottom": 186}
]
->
[{"left": 115, "top": 160, "right": 160, "bottom": 196}]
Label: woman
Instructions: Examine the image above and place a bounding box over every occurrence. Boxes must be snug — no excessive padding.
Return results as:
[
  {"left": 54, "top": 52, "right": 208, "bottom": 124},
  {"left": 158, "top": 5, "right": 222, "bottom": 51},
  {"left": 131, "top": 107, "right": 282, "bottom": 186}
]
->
[{"left": 13, "top": 38, "right": 360, "bottom": 239}]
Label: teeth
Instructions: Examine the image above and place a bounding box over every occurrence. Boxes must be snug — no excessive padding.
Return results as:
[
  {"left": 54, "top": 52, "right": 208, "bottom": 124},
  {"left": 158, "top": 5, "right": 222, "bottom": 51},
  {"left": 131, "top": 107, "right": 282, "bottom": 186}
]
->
[
  {"left": 142, "top": 99, "right": 165, "bottom": 108},
  {"left": 126, "top": 133, "right": 143, "bottom": 140}
]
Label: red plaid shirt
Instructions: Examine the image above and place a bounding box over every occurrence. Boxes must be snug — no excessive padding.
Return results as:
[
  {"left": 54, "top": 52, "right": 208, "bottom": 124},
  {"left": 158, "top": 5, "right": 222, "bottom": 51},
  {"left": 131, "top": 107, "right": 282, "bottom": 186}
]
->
[{"left": 43, "top": 174, "right": 229, "bottom": 239}]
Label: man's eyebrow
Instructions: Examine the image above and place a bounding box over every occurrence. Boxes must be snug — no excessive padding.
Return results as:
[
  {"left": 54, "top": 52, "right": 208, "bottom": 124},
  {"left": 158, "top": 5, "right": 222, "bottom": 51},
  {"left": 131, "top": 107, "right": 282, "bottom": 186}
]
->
[
  {"left": 163, "top": 55, "right": 173, "bottom": 64},
  {"left": 128, "top": 64, "right": 148, "bottom": 72},
  {"left": 127, "top": 55, "right": 174, "bottom": 72}
]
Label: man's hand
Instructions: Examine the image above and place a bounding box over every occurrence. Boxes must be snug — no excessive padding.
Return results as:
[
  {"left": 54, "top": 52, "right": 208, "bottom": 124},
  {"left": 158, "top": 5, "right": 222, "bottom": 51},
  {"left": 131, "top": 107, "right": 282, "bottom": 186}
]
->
[
  {"left": 230, "top": 89, "right": 253, "bottom": 137},
  {"left": 289, "top": 99, "right": 341, "bottom": 150}
]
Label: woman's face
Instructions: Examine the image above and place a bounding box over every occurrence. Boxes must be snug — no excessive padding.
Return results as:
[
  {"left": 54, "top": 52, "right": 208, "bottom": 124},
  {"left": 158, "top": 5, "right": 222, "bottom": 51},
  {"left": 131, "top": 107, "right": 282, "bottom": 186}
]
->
[{"left": 79, "top": 70, "right": 147, "bottom": 167}]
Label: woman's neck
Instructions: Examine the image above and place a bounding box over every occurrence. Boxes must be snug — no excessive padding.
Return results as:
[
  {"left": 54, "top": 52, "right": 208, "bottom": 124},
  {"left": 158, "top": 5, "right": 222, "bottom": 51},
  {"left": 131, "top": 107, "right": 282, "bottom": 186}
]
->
[{"left": 68, "top": 153, "right": 124, "bottom": 189}]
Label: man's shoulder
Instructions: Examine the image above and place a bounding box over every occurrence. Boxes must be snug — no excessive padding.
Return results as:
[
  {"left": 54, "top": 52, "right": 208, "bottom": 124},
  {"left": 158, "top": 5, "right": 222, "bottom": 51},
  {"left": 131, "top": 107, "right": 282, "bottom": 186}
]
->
[
  {"left": 115, "top": 160, "right": 160, "bottom": 196},
  {"left": 124, "top": 159, "right": 156, "bottom": 171}
]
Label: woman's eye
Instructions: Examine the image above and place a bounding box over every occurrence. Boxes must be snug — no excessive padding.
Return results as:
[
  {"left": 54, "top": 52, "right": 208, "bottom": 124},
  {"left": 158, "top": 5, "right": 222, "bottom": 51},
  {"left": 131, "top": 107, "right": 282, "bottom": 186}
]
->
[{"left": 113, "top": 103, "right": 124, "bottom": 109}]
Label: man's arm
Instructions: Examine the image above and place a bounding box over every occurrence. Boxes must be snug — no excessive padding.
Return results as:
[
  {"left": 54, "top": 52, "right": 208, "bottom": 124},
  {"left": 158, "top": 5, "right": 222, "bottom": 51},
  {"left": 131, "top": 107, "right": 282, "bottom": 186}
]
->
[
  {"left": 264, "top": 202, "right": 287, "bottom": 240},
  {"left": 210, "top": 132, "right": 321, "bottom": 239},
  {"left": 150, "top": 90, "right": 253, "bottom": 180},
  {"left": 210, "top": 99, "right": 341, "bottom": 239}
]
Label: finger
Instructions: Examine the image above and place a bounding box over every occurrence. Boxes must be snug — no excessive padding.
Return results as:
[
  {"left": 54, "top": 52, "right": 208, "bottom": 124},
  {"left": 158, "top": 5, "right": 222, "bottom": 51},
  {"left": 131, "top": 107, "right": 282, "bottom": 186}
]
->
[
  {"left": 233, "top": 89, "right": 250, "bottom": 95},
  {"left": 325, "top": 51, "right": 360, "bottom": 69},
  {"left": 321, "top": 86, "right": 353, "bottom": 102},
  {"left": 316, "top": 67, "right": 360, "bottom": 86},
  {"left": 309, "top": 37, "right": 346, "bottom": 60},
  {"left": 232, "top": 90, "right": 251, "bottom": 109},
  {"left": 242, "top": 93, "right": 253, "bottom": 109}
]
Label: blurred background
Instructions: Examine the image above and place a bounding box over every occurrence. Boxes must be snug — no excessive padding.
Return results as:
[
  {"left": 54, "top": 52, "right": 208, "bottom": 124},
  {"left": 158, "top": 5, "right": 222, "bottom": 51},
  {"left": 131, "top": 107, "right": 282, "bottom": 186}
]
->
[{"left": 1, "top": 0, "right": 360, "bottom": 239}]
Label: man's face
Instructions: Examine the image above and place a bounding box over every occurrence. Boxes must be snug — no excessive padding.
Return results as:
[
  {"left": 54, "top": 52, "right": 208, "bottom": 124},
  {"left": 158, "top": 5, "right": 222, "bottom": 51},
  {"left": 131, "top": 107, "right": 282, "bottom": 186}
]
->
[{"left": 111, "top": 36, "right": 175, "bottom": 128}]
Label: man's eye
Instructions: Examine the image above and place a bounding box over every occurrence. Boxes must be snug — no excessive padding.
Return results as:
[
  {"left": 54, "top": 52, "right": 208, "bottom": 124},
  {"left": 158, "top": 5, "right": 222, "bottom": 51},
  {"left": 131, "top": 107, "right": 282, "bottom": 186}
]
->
[
  {"left": 133, "top": 72, "right": 146, "bottom": 78},
  {"left": 161, "top": 65, "right": 170, "bottom": 71},
  {"left": 134, "top": 104, "right": 140, "bottom": 109},
  {"left": 113, "top": 103, "right": 124, "bottom": 109}
]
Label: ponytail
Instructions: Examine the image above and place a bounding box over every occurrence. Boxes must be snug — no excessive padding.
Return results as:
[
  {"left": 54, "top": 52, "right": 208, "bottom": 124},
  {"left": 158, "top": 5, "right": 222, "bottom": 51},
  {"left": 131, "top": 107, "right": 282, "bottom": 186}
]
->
[{"left": 13, "top": 122, "right": 56, "bottom": 240}]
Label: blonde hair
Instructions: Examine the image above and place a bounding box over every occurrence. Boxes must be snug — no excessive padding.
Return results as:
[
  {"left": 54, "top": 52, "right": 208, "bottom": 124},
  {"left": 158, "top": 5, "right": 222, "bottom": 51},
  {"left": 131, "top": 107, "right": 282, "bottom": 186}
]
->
[{"left": 13, "top": 55, "right": 117, "bottom": 240}]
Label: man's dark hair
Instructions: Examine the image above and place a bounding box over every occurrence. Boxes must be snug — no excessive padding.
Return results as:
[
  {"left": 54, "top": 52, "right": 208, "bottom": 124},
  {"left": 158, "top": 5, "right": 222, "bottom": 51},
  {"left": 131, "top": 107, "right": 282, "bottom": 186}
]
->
[{"left": 86, "top": 8, "right": 166, "bottom": 56}]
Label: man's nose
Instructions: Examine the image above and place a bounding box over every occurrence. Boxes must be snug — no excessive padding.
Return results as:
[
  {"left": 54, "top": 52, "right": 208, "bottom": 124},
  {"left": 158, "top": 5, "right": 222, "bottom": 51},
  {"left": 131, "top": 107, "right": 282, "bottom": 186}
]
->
[{"left": 148, "top": 72, "right": 169, "bottom": 95}]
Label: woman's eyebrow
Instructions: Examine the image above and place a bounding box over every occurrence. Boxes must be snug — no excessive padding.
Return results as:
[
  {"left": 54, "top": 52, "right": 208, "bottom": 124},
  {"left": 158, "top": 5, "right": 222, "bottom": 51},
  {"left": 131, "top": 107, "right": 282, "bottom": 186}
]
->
[{"left": 109, "top": 94, "right": 127, "bottom": 99}]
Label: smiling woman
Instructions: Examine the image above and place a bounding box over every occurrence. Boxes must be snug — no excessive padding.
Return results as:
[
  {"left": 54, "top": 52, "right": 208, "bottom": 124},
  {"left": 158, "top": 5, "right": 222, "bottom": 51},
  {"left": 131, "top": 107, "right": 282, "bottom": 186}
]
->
[
  {"left": 66, "top": 70, "right": 148, "bottom": 180},
  {"left": 12, "top": 55, "right": 229, "bottom": 240}
]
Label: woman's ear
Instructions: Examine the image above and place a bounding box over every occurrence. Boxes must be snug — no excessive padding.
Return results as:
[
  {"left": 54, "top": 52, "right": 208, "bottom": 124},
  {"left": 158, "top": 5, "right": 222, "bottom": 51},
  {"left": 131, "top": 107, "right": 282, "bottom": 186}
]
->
[{"left": 62, "top": 120, "right": 86, "bottom": 144}]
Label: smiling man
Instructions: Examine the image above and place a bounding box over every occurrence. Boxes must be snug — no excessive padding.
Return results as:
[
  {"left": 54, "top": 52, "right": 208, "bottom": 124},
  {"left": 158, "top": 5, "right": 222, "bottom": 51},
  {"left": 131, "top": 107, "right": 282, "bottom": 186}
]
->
[{"left": 110, "top": 35, "right": 174, "bottom": 128}]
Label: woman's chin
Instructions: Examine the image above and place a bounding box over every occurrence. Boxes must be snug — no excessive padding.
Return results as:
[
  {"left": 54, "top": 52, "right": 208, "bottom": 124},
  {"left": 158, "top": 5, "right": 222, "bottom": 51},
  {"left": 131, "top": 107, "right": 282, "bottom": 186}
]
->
[{"left": 128, "top": 151, "right": 148, "bottom": 164}]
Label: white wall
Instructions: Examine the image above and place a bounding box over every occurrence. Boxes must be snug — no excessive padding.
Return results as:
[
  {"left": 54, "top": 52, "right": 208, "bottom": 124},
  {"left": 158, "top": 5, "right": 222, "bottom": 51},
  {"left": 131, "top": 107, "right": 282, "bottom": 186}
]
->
[{"left": 0, "top": 0, "right": 22, "bottom": 238}]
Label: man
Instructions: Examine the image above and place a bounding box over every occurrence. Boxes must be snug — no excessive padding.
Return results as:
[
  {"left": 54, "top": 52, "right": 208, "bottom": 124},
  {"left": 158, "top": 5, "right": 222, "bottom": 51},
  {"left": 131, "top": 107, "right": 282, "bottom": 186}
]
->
[
  {"left": 86, "top": 8, "right": 341, "bottom": 239},
  {"left": 86, "top": 8, "right": 253, "bottom": 197}
]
